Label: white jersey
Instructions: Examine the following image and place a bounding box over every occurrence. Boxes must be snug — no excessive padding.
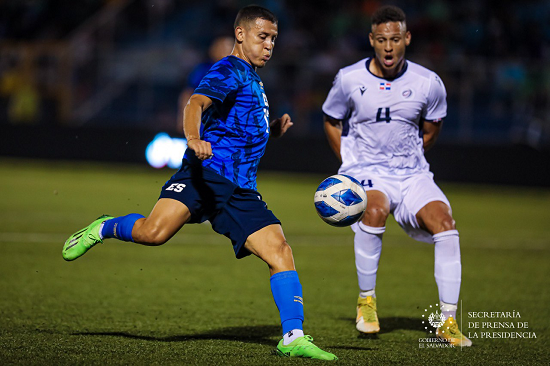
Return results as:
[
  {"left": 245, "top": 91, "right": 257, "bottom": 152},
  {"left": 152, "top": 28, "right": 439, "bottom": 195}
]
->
[{"left": 322, "top": 58, "right": 447, "bottom": 176}]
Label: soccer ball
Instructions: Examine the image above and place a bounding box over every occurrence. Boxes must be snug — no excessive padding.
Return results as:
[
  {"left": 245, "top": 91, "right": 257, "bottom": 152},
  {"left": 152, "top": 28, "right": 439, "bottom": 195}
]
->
[{"left": 314, "top": 174, "right": 367, "bottom": 227}]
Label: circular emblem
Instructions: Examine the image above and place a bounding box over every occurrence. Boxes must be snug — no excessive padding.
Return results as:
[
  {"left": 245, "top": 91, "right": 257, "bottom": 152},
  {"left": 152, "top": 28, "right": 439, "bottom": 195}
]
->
[
  {"left": 422, "top": 303, "right": 446, "bottom": 333},
  {"left": 428, "top": 312, "right": 446, "bottom": 328},
  {"left": 402, "top": 89, "right": 412, "bottom": 98}
]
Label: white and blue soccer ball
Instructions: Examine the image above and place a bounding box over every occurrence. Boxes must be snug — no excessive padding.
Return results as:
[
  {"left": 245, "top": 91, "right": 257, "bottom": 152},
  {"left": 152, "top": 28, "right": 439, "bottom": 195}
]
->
[{"left": 314, "top": 174, "right": 367, "bottom": 227}]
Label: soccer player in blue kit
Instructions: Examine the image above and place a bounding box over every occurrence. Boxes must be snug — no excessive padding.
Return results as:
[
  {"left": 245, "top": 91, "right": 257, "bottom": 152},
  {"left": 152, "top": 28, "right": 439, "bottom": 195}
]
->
[{"left": 62, "top": 5, "right": 337, "bottom": 361}]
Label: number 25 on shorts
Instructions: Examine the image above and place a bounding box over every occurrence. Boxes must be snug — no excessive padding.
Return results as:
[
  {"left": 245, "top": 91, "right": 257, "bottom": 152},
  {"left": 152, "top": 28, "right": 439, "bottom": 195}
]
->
[{"left": 166, "top": 183, "right": 186, "bottom": 193}]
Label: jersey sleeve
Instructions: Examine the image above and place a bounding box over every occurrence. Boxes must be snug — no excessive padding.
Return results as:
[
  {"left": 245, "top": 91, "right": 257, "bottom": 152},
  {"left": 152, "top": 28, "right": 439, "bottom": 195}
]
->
[
  {"left": 187, "top": 62, "right": 213, "bottom": 90},
  {"left": 423, "top": 72, "right": 447, "bottom": 121},
  {"left": 322, "top": 70, "right": 349, "bottom": 120},
  {"left": 194, "top": 60, "right": 240, "bottom": 103}
]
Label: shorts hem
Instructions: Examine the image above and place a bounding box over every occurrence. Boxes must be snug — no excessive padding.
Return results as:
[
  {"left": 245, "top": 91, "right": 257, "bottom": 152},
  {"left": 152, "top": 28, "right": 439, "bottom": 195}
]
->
[
  {"left": 234, "top": 219, "right": 282, "bottom": 259},
  {"left": 410, "top": 196, "right": 450, "bottom": 217}
]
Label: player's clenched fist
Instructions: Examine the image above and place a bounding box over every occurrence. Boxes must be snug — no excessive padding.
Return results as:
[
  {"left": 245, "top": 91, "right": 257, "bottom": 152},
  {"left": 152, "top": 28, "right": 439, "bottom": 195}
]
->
[
  {"left": 187, "top": 138, "right": 213, "bottom": 160},
  {"left": 270, "top": 113, "right": 294, "bottom": 138}
]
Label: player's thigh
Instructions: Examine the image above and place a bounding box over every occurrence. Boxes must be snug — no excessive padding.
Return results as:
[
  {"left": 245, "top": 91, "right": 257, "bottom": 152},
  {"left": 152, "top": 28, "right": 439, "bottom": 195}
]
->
[
  {"left": 395, "top": 173, "right": 453, "bottom": 239},
  {"left": 416, "top": 200, "right": 455, "bottom": 235},
  {"left": 132, "top": 198, "right": 191, "bottom": 245},
  {"left": 362, "top": 190, "right": 391, "bottom": 227},
  {"left": 244, "top": 224, "right": 295, "bottom": 273},
  {"left": 345, "top": 170, "right": 394, "bottom": 226}
]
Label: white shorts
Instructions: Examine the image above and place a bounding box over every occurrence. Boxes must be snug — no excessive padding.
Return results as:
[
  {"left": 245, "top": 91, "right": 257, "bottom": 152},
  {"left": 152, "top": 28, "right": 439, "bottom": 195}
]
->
[{"left": 346, "top": 170, "right": 451, "bottom": 244}]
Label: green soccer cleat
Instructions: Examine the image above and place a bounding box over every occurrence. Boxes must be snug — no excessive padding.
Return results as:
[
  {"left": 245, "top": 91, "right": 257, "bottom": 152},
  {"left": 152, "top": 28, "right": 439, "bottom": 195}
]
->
[
  {"left": 356, "top": 295, "right": 380, "bottom": 334},
  {"left": 436, "top": 316, "right": 472, "bottom": 347},
  {"left": 276, "top": 335, "right": 338, "bottom": 360},
  {"left": 62, "top": 215, "right": 113, "bottom": 261}
]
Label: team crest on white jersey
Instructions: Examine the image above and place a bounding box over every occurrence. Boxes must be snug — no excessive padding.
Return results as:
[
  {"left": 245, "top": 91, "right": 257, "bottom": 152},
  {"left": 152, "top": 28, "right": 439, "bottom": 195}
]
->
[{"left": 402, "top": 89, "right": 413, "bottom": 98}]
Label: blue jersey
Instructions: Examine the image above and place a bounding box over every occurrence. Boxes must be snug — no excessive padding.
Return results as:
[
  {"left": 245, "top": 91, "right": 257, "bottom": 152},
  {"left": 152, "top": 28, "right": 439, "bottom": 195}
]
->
[
  {"left": 186, "top": 55, "right": 270, "bottom": 190},
  {"left": 186, "top": 61, "right": 214, "bottom": 89}
]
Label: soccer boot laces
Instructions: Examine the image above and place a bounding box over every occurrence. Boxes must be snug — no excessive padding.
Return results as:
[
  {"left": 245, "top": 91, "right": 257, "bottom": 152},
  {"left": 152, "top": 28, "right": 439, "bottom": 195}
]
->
[
  {"left": 436, "top": 316, "right": 473, "bottom": 347},
  {"left": 276, "top": 335, "right": 338, "bottom": 360},
  {"left": 356, "top": 295, "right": 380, "bottom": 333},
  {"left": 62, "top": 215, "right": 113, "bottom": 261}
]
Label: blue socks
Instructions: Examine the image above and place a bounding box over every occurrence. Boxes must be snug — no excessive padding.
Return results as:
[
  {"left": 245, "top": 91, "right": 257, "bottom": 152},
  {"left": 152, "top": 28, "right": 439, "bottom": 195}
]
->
[
  {"left": 101, "top": 213, "right": 145, "bottom": 242},
  {"left": 270, "top": 270, "right": 304, "bottom": 334}
]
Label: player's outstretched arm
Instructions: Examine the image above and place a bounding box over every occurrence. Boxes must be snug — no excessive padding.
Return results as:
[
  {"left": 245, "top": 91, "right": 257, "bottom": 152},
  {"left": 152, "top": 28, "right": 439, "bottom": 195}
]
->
[
  {"left": 270, "top": 113, "right": 293, "bottom": 138},
  {"left": 422, "top": 119, "right": 443, "bottom": 151},
  {"left": 323, "top": 115, "right": 342, "bottom": 162},
  {"left": 176, "top": 88, "right": 194, "bottom": 134},
  {"left": 184, "top": 94, "right": 214, "bottom": 160}
]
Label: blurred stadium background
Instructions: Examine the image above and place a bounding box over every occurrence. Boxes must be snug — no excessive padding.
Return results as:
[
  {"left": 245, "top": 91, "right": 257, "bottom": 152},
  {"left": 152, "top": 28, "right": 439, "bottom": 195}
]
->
[
  {"left": 1, "top": 0, "right": 549, "bottom": 185},
  {"left": 1, "top": 2, "right": 549, "bottom": 364}
]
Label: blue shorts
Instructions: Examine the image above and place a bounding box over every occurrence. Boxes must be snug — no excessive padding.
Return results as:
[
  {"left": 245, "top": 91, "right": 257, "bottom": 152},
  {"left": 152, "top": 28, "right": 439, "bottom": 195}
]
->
[{"left": 159, "top": 160, "right": 281, "bottom": 258}]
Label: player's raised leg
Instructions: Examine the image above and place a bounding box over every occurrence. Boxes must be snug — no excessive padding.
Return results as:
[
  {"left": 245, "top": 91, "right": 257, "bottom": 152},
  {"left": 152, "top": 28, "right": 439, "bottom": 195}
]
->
[
  {"left": 354, "top": 190, "right": 389, "bottom": 334},
  {"left": 416, "top": 200, "right": 472, "bottom": 346},
  {"left": 62, "top": 198, "right": 190, "bottom": 261},
  {"left": 244, "top": 225, "right": 337, "bottom": 360}
]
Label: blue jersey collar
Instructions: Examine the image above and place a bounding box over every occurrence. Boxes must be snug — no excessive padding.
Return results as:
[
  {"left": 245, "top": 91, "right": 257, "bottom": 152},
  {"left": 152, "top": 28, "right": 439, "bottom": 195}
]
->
[{"left": 227, "top": 55, "right": 258, "bottom": 74}]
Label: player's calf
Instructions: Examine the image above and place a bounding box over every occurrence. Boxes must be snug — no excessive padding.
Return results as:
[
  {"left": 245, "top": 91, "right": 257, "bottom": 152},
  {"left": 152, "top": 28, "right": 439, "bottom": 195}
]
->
[{"left": 131, "top": 223, "right": 171, "bottom": 246}]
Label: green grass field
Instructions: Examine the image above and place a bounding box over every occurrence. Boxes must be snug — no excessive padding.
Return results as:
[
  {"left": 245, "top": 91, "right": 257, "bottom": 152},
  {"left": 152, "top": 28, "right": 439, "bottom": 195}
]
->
[{"left": 1, "top": 158, "right": 549, "bottom": 365}]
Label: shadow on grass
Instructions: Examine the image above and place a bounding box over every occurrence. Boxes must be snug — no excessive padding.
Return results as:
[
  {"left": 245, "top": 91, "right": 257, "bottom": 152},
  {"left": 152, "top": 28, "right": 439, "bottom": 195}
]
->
[
  {"left": 340, "top": 316, "right": 425, "bottom": 337},
  {"left": 378, "top": 316, "right": 425, "bottom": 334},
  {"left": 72, "top": 325, "right": 280, "bottom": 347}
]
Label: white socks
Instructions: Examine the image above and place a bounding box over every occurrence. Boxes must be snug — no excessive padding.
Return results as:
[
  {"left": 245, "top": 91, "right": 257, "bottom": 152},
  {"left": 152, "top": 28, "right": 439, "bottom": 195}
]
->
[
  {"left": 440, "top": 301, "right": 457, "bottom": 320},
  {"left": 354, "top": 222, "right": 385, "bottom": 292},
  {"left": 354, "top": 224, "right": 461, "bottom": 316},
  {"left": 433, "top": 230, "right": 461, "bottom": 305},
  {"left": 359, "top": 289, "right": 376, "bottom": 298},
  {"left": 98, "top": 222, "right": 105, "bottom": 240},
  {"left": 283, "top": 329, "right": 304, "bottom": 345}
]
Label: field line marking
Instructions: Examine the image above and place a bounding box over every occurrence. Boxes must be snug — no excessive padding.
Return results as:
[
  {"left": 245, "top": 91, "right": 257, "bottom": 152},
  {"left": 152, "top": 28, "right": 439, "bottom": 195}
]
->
[{"left": 1, "top": 232, "right": 549, "bottom": 250}]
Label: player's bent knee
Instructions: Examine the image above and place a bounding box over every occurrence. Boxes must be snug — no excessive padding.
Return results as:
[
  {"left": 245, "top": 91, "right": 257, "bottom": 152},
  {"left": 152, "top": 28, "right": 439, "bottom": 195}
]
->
[
  {"left": 262, "top": 235, "right": 292, "bottom": 257},
  {"left": 363, "top": 205, "right": 389, "bottom": 224},
  {"left": 434, "top": 216, "right": 456, "bottom": 234},
  {"left": 276, "top": 240, "right": 293, "bottom": 259},
  {"left": 441, "top": 217, "right": 456, "bottom": 232},
  {"left": 263, "top": 239, "right": 294, "bottom": 270}
]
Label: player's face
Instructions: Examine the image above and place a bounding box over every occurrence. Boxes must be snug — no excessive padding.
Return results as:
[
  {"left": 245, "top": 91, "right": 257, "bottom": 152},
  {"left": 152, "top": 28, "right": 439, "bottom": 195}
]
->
[
  {"left": 369, "top": 21, "right": 411, "bottom": 78},
  {"left": 234, "top": 18, "right": 278, "bottom": 69}
]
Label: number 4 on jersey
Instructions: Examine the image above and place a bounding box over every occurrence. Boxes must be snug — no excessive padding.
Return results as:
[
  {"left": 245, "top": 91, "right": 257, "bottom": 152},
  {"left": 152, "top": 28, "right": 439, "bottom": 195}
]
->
[
  {"left": 376, "top": 107, "right": 391, "bottom": 123},
  {"left": 361, "top": 179, "right": 373, "bottom": 188}
]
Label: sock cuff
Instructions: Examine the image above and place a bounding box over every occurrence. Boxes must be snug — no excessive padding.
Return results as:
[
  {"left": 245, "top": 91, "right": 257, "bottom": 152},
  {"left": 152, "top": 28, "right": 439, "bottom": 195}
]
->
[
  {"left": 358, "top": 221, "right": 386, "bottom": 234},
  {"left": 116, "top": 213, "right": 145, "bottom": 242},
  {"left": 270, "top": 270, "right": 299, "bottom": 283},
  {"left": 440, "top": 301, "right": 458, "bottom": 310},
  {"left": 359, "top": 289, "right": 375, "bottom": 298},
  {"left": 433, "top": 229, "right": 459, "bottom": 241}
]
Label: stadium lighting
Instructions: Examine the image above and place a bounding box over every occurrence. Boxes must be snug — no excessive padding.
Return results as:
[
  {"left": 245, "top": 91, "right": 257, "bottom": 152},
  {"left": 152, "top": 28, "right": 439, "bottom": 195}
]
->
[{"left": 145, "top": 133, "right": 187, "bottom": 169}]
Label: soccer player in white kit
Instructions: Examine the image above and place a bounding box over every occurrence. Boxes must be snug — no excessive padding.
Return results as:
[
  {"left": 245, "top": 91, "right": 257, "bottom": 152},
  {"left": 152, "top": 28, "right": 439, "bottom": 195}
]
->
[{"left": 322, "top": 5, "right": 471, "bottom": 347}]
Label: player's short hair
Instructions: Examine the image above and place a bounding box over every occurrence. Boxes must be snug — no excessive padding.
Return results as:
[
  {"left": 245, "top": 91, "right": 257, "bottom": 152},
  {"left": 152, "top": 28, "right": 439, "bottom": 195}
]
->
[
  {"left": 234, "top": 5, "right": 278, "bottom": 29},
  {"left": 371, "top": 5, "right": 406, "bottom": 27}
]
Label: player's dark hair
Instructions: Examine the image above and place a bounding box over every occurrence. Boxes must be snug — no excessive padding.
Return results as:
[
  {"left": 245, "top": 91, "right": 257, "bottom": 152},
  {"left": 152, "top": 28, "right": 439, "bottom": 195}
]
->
[
  {"left": 234, "top": 5, "right": 278, "bottom": 29},
  {"left": 372, "top": 5, "right": 406, "bottom": 26}
]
